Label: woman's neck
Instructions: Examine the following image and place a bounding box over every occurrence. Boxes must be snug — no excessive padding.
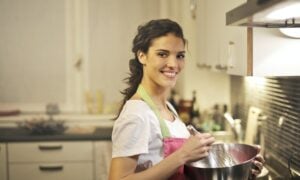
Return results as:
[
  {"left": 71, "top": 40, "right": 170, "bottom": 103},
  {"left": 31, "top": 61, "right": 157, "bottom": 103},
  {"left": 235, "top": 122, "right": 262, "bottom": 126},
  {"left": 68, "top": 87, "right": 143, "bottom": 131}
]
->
[{"left": 139, "top": 82, "right": 170, "bottom": 109}]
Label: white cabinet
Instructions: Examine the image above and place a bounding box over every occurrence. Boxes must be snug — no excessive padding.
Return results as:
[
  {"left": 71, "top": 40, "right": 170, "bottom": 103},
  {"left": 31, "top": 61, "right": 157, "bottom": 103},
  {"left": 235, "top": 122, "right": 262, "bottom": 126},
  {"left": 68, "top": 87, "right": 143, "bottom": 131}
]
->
[
  {"left": 196, "top": 0, "right": 249, "bottom": 75},
  {"left": 9, "top": 163, "right": 93, "bottom": 180},
  {"left": 197, "top": 0, "right": 300, "bottom": 76},
  {"left": 94, "top": 141, "right": 112, "bottom": 180},
  {"left": 0, "top": 144, "right": 7, "bottom": 180},
  {"left": 0, "top": 0, "right": 74, "bottom": 111},
  {"left": 5, "top": 140, "right": 112, "bottom": 180},
  {"left": 7, "top": 141, "right": 94, "bottom": 180}
]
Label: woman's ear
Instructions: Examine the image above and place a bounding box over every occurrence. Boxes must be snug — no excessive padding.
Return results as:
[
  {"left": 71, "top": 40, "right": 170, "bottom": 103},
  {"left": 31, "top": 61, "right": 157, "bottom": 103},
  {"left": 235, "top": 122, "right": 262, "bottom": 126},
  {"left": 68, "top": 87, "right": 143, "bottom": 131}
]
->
[{"left": 137, "top": 51, "right": 146, "bottom": 65}]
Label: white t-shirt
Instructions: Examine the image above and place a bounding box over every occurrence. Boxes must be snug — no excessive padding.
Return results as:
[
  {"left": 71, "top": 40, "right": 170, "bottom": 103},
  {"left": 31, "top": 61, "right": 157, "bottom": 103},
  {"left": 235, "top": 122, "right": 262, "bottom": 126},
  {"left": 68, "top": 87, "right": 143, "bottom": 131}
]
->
[{"left": 112, "top": 100, "right": 190, "bottom": 171}]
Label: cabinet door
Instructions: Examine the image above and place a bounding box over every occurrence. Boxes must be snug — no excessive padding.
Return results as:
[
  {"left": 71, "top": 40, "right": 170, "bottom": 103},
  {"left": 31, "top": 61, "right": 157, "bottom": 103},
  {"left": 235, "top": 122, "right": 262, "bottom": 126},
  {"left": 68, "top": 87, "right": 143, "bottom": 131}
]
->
[
  {"left": 94, "top": 141, "right": 112, "bottom": 180},
  {"left": 9, "top": 162, "right": 93, "bottom": 180},
  {"left": 196, "top": 0, "right": 212, "bottom": 69},
  {"left": 0, "top": 144, "right": 7, "bottom": 180},
  {"left": 197, "top": 0, "right": 248, "bottom": 75},
  {"left": 0, "top": 0, "right": 68, "bottom": 110},
  {"left": 221, "top": 0, "right": 248, "bottom": 75},
  {"left": 204, "top": 0, "right": 223, "bottom": 72},
  {"left": 0, "top": 0, "right": 89, "bottom": 112}
]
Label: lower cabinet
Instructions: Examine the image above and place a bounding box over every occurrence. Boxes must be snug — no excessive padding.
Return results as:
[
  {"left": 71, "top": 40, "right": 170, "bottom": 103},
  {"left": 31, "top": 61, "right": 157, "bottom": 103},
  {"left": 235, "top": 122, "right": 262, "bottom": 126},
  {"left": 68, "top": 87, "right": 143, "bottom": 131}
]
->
[
  {"left": 4, "top": 141, "right": 112, "bottom": 180},
  {"left": 94, "top": 141, "right": 112, "bottom": 180},
  {"left": 9, "top": 163, "right": 93, "bottom": 180},
  {"left": 0, "top": 143, "right": 7, "bottom": 180}
]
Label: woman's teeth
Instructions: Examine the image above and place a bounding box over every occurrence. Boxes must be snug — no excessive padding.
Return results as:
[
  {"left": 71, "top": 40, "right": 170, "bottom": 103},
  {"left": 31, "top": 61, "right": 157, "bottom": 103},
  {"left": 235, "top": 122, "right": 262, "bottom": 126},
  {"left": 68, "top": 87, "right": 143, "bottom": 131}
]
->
[{"left": 163, "top": 71, "right": 176, "bottom": 78}]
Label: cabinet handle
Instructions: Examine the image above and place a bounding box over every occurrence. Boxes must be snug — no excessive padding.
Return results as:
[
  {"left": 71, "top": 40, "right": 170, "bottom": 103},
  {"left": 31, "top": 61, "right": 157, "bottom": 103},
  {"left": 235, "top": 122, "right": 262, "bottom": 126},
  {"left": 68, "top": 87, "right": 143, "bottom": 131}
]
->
[
  {"left": 39, "top": 165, "right": 63, "bottom": 171},
  {"left": 205, "top": 64, "right": 212, "bottom": 69},
  {"left": 215, "top": 64, "right": 228, "bottom": 70},
  {"left": 197, "top": 63, "right": 212, "bottom": 69},
  {"left": 38, "top": 144, "right": 63, "bottom": 150},
  {"left": 196, "top": 63, "right": 206, "bottom": 69}
]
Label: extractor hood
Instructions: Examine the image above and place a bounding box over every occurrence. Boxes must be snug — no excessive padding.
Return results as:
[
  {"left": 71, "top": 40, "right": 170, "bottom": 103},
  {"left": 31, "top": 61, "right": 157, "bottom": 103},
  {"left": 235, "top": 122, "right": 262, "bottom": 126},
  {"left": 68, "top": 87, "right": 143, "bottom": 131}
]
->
[{"left": 226, "top": 0, "right": 300, "bottom": 28}]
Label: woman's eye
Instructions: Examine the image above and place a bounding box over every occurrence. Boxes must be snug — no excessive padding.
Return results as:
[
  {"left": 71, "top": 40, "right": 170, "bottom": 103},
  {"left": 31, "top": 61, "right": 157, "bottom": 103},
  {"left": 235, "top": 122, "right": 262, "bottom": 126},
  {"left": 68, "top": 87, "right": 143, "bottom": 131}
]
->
[
  {"left": 157, "top": 52, "right": 168, "bottom": 58},
  {"left": 177, "top": 54, "right": 185, "bottom": 60}
]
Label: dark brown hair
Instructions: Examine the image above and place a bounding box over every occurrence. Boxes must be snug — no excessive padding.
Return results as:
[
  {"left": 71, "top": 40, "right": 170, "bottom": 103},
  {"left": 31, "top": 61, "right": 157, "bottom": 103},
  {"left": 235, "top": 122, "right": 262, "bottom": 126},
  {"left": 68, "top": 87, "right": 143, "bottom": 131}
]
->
[{"left": 116, "top": 19, "right": 186, "bottom": 118}]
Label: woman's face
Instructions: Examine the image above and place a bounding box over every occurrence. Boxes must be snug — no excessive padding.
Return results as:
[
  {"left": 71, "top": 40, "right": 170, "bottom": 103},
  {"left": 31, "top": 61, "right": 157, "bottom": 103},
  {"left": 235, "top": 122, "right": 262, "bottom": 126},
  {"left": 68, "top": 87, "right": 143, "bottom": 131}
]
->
[{"left": 138, "top": 33, "right": 185, "bottom": 90}]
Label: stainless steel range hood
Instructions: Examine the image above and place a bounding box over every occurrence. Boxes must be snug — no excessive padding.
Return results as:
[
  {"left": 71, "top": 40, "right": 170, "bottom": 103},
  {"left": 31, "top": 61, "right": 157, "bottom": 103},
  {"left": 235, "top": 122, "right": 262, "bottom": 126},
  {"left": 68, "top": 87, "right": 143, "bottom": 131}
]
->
[{"left": 226, "top": 0, "right": 300, "bottom": 28}]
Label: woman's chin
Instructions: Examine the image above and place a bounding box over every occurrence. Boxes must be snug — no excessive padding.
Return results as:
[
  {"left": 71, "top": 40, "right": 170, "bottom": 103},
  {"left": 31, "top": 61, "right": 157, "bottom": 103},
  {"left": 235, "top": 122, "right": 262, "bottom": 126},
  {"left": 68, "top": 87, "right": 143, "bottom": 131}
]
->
[{"left": 162, "top": 81, "right": 177, "bottom": 88}]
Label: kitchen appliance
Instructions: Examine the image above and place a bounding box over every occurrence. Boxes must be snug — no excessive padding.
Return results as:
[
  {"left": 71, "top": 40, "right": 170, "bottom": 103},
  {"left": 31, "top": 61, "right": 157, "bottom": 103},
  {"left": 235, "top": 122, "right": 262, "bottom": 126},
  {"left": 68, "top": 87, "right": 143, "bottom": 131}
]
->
[
  {"left": 226, "top": 0, "right": 300, "bottom": 27},
  {"left": 185, "top": 143, "right": 258, "bottom": 180}
]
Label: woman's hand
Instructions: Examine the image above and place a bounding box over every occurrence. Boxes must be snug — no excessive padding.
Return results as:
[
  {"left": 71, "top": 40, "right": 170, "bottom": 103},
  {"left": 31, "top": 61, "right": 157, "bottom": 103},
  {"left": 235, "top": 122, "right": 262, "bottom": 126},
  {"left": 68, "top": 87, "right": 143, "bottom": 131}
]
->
[
  {"left": 250, "top": 146, "right": 265, "bottom": 178},
  {"left": 178, "top": 132, "right": 215, "bottom": 163}
]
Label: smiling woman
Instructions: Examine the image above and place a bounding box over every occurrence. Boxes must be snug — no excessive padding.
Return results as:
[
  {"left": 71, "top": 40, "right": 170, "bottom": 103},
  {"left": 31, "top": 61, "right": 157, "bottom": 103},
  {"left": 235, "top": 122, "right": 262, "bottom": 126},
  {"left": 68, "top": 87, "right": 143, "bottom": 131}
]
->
[{"left": 108, "top": 19, "right": 265, "bottom": 180}]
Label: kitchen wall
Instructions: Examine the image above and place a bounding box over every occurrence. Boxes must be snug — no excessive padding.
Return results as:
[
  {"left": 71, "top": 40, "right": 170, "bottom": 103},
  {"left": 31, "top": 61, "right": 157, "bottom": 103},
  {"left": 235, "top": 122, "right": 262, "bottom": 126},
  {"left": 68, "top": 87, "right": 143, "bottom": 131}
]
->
[{"left": 230, "top": 76, "right": 300, "bottom": 177}]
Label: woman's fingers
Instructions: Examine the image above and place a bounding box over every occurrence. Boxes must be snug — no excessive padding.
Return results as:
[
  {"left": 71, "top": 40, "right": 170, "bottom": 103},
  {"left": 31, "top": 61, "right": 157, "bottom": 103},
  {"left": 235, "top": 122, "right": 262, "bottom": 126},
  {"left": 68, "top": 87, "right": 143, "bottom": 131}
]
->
[
  {"left": 195, "top": 133, "right": 215, "bottom": 144},
  {"left": 253, "top": 160, "right": 264, "bottom": 171},
  {"left": 251, "top": 153, "right": 265, "bottom": 177},
  {"left": 254, "top": 154, "right": 265, "bottom": 164},
  {"left": 251, "top": 169, "right": 261, "bottom": 176}
]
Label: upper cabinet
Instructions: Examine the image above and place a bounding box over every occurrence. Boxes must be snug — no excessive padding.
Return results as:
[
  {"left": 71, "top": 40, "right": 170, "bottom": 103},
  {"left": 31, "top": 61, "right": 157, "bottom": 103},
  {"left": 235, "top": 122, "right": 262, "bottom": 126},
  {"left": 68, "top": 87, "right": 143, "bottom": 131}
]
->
[
  {"left": 196, "top": 0, "right": 249, "bottom": 76},
  {"left": 196, "top": 0, "right": 300, "bottom": 76}
]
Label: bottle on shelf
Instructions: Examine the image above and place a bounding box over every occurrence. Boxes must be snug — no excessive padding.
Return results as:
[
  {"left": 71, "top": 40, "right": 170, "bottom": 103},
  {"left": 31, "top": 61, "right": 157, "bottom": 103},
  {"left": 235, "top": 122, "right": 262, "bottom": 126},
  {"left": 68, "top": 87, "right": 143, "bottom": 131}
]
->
[
  {"left": 168, "top": 89, "right": 179, "bottom": 112},
  {"left": 190, "top": 91, "right": 202, "bottom": 130}
]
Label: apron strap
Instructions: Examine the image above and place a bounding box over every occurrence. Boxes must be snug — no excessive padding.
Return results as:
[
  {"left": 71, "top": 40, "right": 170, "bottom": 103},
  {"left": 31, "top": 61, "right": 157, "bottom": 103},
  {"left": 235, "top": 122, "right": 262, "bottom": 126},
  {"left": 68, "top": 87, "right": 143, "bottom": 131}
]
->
[{"left": 137, "top": 85, "right": 171, "bottom": 138}]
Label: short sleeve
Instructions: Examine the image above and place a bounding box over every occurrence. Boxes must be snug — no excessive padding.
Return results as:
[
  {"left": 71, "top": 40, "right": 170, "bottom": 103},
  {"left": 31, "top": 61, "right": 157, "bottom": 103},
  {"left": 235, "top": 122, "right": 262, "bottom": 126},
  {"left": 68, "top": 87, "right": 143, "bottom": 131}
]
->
[{"left": 112, "top": 112, "right": 150, "bottom": 158}]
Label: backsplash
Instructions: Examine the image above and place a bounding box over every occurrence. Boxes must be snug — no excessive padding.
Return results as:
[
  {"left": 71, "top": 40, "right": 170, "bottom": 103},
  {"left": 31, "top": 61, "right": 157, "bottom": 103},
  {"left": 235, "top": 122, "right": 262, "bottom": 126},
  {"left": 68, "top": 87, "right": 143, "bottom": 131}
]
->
[{"left": 230, "top": 76, "right": 300, "bottom": 177}]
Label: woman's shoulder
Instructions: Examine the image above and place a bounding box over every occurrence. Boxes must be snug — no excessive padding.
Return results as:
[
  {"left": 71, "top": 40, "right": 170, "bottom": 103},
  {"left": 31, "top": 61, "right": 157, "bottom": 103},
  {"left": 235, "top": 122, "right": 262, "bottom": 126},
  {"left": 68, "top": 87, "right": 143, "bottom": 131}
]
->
[
  {"left": 117, "top": 100, "right": 153, "bottom": 121},
  {"left": 123, "top": 99, "right": 149, "bottom": 111}
]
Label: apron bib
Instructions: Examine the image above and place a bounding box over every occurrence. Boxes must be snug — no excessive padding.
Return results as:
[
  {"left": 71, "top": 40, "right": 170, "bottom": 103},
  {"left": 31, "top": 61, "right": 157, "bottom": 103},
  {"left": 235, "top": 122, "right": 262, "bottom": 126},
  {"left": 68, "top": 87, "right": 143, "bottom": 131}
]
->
[{"left": 137, "top": 85, "right": 187, "bottom": 180}]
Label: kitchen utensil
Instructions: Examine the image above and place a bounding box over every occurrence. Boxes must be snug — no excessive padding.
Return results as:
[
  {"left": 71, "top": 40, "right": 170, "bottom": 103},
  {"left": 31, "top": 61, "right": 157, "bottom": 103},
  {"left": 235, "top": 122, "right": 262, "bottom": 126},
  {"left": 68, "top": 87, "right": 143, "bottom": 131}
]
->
[
  {"left": 185, "top": 143, "right": 258, "bottom": 180},
  {"left": 245, "top": 106, "right": 261, "bottom": 144},
  {"left": 187, "top": 124, "right": 198, "bottom": 135}
]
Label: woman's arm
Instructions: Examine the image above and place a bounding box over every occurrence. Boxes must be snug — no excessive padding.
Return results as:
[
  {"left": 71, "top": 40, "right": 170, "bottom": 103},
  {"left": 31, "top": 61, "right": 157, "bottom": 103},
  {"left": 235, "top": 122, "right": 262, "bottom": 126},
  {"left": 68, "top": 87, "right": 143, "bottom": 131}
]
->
[{"left": 109, "top": 133, "right": 215, "bottom": 180}]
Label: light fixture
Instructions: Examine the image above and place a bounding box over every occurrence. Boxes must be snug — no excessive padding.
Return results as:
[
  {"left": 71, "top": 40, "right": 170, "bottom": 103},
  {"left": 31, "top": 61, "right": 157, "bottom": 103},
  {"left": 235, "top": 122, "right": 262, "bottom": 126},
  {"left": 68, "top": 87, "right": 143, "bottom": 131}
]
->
[
  {"left": 266, "top": 3, "right": 300, "bottom": 20},
  {"left": 279, "top": 28, "right": 300, "bottom": 38}
]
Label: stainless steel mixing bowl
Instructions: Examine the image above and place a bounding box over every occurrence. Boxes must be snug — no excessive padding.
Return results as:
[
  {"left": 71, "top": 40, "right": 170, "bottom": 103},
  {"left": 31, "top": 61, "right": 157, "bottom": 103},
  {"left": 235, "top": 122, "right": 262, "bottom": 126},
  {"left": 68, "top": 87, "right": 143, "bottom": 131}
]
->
[{"left": 184, "top": 143, "right": 258, "bottom": 180}]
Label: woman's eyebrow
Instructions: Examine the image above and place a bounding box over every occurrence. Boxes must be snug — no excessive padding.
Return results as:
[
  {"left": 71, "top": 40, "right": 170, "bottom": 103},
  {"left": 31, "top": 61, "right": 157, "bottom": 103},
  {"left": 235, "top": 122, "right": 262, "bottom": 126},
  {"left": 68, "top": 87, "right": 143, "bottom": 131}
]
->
[
  {"left": 155, "top": 49, "right": 169, "bottom": 52},
  {"left": 155, "top": 49, "right": 186, "bottom": 54}
]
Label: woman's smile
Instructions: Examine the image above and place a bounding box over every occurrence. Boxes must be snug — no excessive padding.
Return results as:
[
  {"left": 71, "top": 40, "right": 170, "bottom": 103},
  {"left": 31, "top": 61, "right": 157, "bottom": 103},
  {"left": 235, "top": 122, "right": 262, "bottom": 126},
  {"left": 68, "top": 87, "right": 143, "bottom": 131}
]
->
[{"left": 160, "top": 70, "right": 177, "bottom": 79}]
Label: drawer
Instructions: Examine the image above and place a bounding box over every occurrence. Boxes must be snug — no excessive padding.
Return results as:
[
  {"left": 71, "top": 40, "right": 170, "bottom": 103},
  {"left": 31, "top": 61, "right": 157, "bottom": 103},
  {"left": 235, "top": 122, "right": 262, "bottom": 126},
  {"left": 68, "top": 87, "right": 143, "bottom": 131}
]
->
[
  {"left": 8, "top": 141, "right": 93, "bottom": 162},
  {"left": 9, "top": 162, "right": 93, "bottom": 180}
]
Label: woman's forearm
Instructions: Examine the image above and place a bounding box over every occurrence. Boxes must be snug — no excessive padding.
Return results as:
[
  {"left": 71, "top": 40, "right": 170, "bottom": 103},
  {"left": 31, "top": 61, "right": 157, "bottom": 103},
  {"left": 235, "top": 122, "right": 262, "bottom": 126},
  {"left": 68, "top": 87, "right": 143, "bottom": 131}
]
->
[{"left": 110, "top": 150, "right": 187, "bottom": 180}]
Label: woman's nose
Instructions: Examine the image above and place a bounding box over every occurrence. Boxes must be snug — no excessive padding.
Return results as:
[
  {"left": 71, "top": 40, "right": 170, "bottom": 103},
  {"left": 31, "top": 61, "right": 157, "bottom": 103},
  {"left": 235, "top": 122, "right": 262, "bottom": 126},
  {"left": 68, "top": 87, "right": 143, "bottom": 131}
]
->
[{"left": 166, "top": 56, "right": 178, "bottom": 67}]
